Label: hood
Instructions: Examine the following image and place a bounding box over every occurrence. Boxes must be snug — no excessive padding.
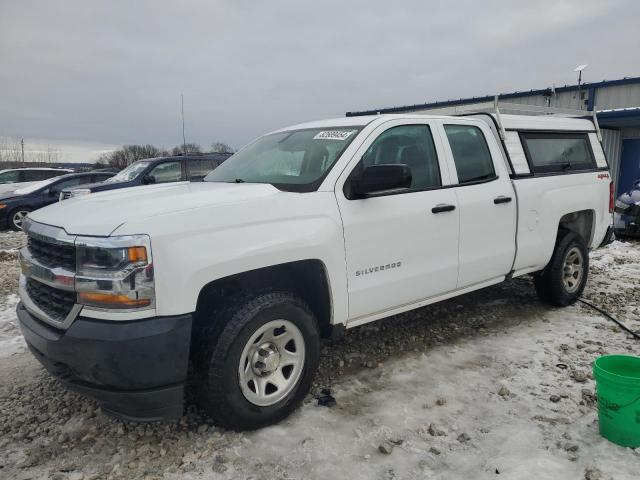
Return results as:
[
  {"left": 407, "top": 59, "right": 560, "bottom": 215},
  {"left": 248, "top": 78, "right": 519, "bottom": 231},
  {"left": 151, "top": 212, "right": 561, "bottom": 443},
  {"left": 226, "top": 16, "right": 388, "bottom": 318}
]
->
[
  {"left": 65, "top": 179, "right": 131, "bottom": 192},
  {"left": 28, "top": 181, "right": 285, "bottom": 236},
  {"left": 0, "top": 183, "right": 28, "bottom": 195},
  {"left": 0, "top": 192, "right": 22, "bottom": 202}
]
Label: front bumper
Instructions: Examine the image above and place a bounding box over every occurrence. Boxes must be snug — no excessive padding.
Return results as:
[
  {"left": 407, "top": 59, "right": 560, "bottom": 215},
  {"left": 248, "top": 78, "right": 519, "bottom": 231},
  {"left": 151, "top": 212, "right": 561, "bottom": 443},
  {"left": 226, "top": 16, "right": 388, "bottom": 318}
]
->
[
  {"left": 17, "top": 302, "right": 192, "bottom": 421},
  {"left": 0, "top": 211, "right": 8, "bottom": 230}
]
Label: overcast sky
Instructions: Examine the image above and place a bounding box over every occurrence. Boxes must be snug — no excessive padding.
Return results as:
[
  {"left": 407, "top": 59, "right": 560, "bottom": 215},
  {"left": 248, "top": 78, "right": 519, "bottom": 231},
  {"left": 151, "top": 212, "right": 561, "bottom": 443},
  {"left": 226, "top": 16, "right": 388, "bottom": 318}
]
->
[{"left": 1, "top": 0, "right": 639, "bottom": 162}]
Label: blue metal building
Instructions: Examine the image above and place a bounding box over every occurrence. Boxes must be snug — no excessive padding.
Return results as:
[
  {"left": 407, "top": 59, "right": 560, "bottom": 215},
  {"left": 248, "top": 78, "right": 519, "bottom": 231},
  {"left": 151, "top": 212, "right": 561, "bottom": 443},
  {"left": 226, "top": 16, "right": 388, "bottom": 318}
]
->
[{"left": 347, "top": 76, "right": 640, "bottom": 195}]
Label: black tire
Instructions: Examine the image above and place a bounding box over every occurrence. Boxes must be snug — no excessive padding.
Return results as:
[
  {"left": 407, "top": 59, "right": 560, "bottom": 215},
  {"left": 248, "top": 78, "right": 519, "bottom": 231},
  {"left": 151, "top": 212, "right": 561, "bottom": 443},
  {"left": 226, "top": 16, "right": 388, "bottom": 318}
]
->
[
  {"left": 534, "top": 230, "right": 589, "bottom": 307},
  {"left": 195, "top": 291, "right": 320, "bottom": 430},
  {"left": 9, "top": 207, "right": 31, "bottom": 231}
]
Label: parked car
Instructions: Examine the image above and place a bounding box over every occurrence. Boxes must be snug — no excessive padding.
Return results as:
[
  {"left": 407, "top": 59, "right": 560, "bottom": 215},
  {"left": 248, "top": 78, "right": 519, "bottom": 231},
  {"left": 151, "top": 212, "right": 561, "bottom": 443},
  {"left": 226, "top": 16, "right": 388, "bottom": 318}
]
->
[
  {"left": 614, "top": 179, "right": 640, "bottom": 237},
  {"left": 0, "top": 171, "right": 114, "bottom": 230},
  {"left": 0, "top": 167, "right": 73, "bottom": 194},
  {"left": 60, "top": 154, "right": 231, "bottom": 200},
  {"left": 17, "top": 112, "right": 612, "bottom": 429}
]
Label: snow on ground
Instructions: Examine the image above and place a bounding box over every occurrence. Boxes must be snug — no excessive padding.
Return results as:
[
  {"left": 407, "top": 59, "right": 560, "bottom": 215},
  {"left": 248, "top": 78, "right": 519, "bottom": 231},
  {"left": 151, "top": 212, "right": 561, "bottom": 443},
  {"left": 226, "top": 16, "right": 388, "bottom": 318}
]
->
[
  {"left": 0, "top": 294, "right": 25, "bottom": 358},
  {"left": 590, "top": 240, "right": 640, "bottom": 298},
  {"left": 0, "top": 237, "right": 638, "bottom": 480},
  {"left": 0, "top": 230, "right": 26, "bottom": 252},
  {"left": 202, "top": 308, "right": 637, "bottom": 480}
]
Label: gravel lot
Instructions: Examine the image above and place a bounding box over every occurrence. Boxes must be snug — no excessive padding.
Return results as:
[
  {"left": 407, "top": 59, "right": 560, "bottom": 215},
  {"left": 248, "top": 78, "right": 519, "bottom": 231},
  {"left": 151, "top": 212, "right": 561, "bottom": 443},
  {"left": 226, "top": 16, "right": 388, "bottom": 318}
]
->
[{"left": 0, "top": 230, "right": 639, "bottom": 480}]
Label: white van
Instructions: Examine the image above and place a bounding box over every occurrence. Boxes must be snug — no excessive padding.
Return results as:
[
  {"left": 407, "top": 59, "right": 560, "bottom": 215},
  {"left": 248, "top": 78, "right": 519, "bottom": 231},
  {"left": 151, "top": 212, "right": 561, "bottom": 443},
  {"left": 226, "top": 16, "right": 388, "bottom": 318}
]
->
[{"left": 0, "top": 167, "right": 73, "bottom": 194}]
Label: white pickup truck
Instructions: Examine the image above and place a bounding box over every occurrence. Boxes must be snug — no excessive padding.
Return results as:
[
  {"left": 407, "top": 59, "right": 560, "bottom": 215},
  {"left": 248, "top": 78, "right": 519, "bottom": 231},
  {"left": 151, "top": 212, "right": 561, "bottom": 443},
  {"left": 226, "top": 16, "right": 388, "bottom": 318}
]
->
[{"left": 17, "top": 111, "right": 613, "bottom": 429}]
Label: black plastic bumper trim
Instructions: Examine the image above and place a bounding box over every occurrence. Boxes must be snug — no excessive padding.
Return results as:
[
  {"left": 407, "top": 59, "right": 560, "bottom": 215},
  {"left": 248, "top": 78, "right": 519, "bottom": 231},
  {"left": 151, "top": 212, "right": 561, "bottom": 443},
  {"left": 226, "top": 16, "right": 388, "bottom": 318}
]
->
[{"left": 17, "top": 302, "right": 193, "bottom": 421}]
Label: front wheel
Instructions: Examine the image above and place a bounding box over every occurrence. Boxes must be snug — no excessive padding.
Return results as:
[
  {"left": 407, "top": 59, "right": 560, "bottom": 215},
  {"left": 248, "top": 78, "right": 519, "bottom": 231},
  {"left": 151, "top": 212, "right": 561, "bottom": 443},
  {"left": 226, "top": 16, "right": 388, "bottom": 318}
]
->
[
  {"left": 9, "top": 207, "right": 32, "bottom": 231},
  {"left": 196, "top": 291, "right": 320, "bottom": 430},
  {"left": 534, "top": 231, "right": 589, "bottom": 306}
]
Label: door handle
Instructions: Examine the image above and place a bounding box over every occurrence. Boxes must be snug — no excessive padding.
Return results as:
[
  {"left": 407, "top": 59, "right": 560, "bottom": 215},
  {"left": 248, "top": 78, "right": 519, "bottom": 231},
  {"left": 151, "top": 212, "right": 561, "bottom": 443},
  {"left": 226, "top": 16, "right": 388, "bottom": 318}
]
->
[
  {"left": 493, "top": 196, "right": 512, "bottom": 204},
  {"left": 431, "top": 204, "right": 456, "bottom": 214}
]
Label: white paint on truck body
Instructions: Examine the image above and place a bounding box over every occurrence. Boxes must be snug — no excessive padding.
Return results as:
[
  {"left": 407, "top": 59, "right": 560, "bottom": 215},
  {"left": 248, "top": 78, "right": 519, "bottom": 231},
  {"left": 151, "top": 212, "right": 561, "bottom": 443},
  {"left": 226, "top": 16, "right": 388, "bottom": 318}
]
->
[{"left": 28, "top": 113, "right": 612, "bottom": 328}]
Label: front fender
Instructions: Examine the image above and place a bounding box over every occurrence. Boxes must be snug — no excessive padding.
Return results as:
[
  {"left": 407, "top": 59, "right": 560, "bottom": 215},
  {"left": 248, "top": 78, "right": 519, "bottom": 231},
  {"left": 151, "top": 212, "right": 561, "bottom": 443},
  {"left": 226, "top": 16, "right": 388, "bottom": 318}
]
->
[{"left": 114, "top": 193, "right": 348, "bottom": 325}]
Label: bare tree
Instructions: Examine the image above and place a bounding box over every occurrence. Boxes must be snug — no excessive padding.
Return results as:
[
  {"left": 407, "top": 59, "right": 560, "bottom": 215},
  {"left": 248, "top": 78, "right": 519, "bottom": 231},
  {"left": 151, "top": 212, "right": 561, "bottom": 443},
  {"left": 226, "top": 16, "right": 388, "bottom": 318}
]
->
[
  {"left": 171, "top": 143, "right": 201, "bottom": 156},
  {"left": 102, "top": 144, "right": 167, "bottom": 170},
  {"left": 0, "top": 137, "right": 60, "bottom": 165},
  {"left": 0, "top": 137, "right": 22, "bottom": 163},
  {"left": 211, "top": 142, "right": 234, "bottom": 153}
]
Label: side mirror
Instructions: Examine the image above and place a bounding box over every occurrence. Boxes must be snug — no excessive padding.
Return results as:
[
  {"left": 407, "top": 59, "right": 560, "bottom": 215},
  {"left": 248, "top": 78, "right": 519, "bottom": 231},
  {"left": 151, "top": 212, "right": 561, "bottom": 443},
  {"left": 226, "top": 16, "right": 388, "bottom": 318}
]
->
[
  {"left": 143, "top": 174, "right": 156, "bottom": 185},
  {"left": 351, "top": 164, "right": 412, "bottom": 197}
]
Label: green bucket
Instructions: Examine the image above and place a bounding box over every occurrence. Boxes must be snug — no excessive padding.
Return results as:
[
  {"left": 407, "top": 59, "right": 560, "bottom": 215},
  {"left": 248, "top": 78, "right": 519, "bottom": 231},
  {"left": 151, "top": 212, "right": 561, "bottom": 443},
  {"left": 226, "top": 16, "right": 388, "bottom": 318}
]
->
[{"left": 593, "top": 355, "right": 640, "bottom": 448}]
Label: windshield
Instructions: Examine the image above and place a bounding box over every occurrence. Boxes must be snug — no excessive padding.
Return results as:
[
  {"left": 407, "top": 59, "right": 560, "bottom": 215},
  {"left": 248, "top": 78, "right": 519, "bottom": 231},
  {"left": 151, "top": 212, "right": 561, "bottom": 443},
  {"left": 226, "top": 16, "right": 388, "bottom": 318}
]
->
[
  {"left": 107, "top": 161, "right": 151, "bottom": 182},
  {"left": 0, "top": 170, "right": 20, "bottom": 183},
  {"left": 204, "top": 127, "right": 362, "bottom": 192},
  {"left": 13, "top": 177, "right": 58, "bottom": 195}
]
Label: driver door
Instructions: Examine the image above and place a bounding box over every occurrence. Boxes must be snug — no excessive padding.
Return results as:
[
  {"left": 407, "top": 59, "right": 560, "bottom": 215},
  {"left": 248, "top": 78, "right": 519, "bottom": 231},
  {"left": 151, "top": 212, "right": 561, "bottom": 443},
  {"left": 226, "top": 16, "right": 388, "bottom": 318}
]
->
[{"left": 336, "top": 120, "right": 460, "bottom": 323}]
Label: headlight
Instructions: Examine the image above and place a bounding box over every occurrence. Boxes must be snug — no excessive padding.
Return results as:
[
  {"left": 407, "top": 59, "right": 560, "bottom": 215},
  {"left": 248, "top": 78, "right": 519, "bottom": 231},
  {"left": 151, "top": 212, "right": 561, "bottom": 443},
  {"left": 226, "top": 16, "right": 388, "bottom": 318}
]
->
[
  {"left": 75, "top": 234, "right": 154, "bottom": 310},
  {"left": 70, "top": 189, "right": 91, "bottom": 198}
]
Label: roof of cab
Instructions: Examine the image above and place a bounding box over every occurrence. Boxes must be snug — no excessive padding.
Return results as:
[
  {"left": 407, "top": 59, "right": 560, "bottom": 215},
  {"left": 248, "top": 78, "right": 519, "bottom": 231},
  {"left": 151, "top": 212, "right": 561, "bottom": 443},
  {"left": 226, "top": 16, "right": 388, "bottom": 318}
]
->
[{"left": 271, "top": 112, "right": 596, "bottom": 135}]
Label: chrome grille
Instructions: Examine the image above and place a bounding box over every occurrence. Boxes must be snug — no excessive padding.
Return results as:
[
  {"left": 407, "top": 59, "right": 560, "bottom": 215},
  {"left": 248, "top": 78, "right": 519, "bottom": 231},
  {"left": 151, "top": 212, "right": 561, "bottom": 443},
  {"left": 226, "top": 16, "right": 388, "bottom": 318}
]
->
[
  {"left": 27, "top": 236, "right": 76, "bottom": 271},
  {"left": 25, "top": 278, "right": 76, "bottom": 322}
]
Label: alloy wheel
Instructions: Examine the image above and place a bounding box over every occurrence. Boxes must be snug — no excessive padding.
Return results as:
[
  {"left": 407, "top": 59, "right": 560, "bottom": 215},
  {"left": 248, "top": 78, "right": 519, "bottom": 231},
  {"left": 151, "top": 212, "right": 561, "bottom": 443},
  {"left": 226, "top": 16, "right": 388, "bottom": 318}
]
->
[{"left": 12, "top": 210, "right": 29, "bottom": 230}]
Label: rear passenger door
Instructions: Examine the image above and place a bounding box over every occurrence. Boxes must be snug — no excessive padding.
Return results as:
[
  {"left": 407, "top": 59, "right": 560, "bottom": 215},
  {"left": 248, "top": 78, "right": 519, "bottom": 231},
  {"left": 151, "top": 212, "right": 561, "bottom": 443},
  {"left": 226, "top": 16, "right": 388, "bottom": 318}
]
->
[
  {"left": 441, "top": 122, "right": 516, "bottom": 288},
  {"left": 336, "top": 120, "right": 460, "bottom": 322}
]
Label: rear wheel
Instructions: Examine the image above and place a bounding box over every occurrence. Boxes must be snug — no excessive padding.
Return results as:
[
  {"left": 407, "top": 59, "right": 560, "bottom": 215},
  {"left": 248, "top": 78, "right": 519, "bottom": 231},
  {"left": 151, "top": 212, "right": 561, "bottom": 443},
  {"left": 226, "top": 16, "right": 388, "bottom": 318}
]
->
[
  {"left": 195, "top": 291, "right": 320, "bottom": 430},
  {"left": 9, "top": 207, "right": 31, "bottom": 231},
  {"left": 534, "top": 230, "right": 589, "bottom": 306}
]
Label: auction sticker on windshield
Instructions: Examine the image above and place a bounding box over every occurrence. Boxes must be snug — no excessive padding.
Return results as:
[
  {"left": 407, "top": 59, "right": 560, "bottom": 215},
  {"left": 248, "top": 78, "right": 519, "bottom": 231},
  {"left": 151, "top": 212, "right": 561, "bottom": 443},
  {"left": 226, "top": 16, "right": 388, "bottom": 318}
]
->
[{"left": 313, "top": 130, "right": 355, "bottom": 141}]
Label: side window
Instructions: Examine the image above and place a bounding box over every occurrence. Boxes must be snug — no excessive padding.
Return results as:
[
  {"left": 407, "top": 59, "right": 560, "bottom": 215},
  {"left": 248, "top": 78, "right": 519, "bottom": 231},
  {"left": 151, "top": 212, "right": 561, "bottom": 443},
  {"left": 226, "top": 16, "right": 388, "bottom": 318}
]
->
[
  {"left": 42, "top": 170, "right": 63, "bottom": 180},
  {"left": 358, "top": 124, "right": 441, "bottom": 190},
  {"left": 34, "top": 170, "right": 65, "bottom": 180},
  {"left": 0, "top": 171, "right": 20, "bottom": 183},
  {"left": 444, "top": 125, "right": 496, "bottom": 184},
  {"left": 92, "top": 173, "right": 113, "bottom": 183},
  {"left": 187, "top": 159, "right": 216, "bottom": 180},
  {"left": 520, "top": 133, "right": 596, "bottom": 173},
  {"left": 21, "top": 170, "right": 38, "bottom": 181},
  {"left": 149, "top": 161, "right": 183, "bottom": 183}
]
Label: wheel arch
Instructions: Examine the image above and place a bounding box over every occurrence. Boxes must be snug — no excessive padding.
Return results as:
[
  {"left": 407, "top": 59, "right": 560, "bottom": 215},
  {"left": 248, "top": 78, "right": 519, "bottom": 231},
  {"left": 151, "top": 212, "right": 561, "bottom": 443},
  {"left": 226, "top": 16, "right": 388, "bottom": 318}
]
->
[
  {"left": 193, "top": 259, "right": 334, "bottom": 339},
  {"left": 557, "top": 209, "right": 595, "bottom": 247}
]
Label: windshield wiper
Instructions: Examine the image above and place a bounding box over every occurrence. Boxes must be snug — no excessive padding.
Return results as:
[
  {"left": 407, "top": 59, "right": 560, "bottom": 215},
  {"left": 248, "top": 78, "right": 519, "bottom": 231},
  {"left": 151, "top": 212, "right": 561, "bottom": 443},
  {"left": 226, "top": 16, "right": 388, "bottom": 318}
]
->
[{"left": 234, "top": 178, "right": 246, "bottom": 183}]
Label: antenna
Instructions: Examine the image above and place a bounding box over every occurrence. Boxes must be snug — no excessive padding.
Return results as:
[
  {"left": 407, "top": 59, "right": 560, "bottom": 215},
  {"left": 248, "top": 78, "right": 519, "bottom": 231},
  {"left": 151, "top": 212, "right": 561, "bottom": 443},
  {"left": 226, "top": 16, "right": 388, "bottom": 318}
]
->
[
  {"left": 573, "top": 64, "right": 588, "bottom": 110},
  {"left": 181, "top": 93, "right": 187, "bottom": 155}
]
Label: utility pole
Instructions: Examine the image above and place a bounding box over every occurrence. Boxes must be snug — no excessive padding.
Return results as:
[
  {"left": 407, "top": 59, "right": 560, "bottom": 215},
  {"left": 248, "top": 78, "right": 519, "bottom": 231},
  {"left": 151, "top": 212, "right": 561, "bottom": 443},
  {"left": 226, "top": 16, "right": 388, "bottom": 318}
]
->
[{"left": 21, "top": 139, "right": 25, "bottom": 165}]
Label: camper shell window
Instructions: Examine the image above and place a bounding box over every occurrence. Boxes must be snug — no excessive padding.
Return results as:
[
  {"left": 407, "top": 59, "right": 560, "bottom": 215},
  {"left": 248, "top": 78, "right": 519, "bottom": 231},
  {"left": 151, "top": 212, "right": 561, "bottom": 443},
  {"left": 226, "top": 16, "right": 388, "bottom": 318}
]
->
[{"left": 519, "top": 132, "right": 596, "bottom": 174}]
